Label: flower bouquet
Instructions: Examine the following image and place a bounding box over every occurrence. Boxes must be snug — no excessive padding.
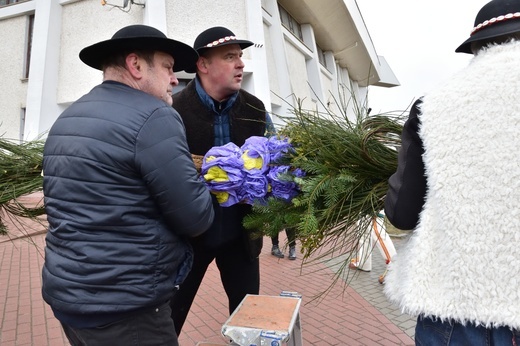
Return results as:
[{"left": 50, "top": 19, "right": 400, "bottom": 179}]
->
[{"left": 200, "top": 135, "right": 302, "bottom": 207}]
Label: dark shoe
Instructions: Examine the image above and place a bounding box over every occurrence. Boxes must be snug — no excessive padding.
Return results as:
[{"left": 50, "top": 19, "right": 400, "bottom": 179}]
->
[
  {"left": 288, "top": 246, "right": 296, "bottom": 260},
  {"left": 271, "top": 245, "right": 284, "bottom": 258}
]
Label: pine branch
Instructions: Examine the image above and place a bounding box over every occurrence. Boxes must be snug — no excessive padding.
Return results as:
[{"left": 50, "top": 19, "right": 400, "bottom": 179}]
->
[
  {"left": 245, "top": 93, "right": 406, "bottom": 293},
  {"left": 0, "top": 136, "right": 45, "bottom": 235}
]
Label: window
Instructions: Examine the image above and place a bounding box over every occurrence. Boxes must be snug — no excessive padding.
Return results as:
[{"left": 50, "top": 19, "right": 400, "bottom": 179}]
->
[
  {"left": 24, "top": 14, "right": 34, "bottom": 79},
  {"left": 0, "top": 0, "right": 27, "bottom": 7},
  {"left": 317, "top": 45, "right": 327, "bottom": 68},
  {"left": 278, "top": 4, "right": 303, "bottom": 41}
]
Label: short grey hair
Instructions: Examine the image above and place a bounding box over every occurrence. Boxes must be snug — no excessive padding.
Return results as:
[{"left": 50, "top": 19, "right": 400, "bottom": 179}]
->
[{"left": 471, "top": 32, "right": 520, "bottom": 54}]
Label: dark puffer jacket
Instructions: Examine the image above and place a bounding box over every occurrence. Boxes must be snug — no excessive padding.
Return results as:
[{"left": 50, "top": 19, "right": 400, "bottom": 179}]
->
[{"left": 42, "top": 81, "right": 214, "bottom": 327}]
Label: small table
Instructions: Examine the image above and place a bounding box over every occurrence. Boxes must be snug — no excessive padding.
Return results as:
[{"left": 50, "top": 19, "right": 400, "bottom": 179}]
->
[{"left": 222, "top": 294, "right": 303, "bottom": 346}]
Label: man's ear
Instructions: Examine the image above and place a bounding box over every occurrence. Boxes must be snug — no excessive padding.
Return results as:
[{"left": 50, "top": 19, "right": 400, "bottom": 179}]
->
[
  {"left": 196, "top": 57, "right": 208, "bottom": 73},
  {"left": 126, "top": 53, "right": 143, "bottom": 78}
]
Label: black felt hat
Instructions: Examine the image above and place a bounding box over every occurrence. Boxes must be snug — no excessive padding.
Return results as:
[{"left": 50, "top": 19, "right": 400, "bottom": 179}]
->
[
  {"left": 79, "top": 24, "right": 198, "bottom": 72},
  {"left": 456, "top": 0, "right": 520, "bottom": 53},
  {"left": 185, "top": 26, "right": 254, "bottom": 73}
]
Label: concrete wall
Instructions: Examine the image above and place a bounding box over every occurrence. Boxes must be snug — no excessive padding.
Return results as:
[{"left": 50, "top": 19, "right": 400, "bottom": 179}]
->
[
  {"left": 0, "top": 15, "right": 28, "bottom": 140},
  {"left": 58, "top": 1, "right": 144, "bottom": 104},
  {"left": 165, "top": 1, "right": 249, "bottom": 57},
  {"left": 0, "top": 0, "right": 392, "bottom": 140}
]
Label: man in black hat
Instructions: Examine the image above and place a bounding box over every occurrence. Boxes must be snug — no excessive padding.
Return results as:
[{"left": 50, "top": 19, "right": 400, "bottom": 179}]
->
[
  {"left": 169, "top": 26, "right": 273, "bottom": 335},
  {"left": 383, "top": 0, "right": 520, "bottom": 344},
  {"left": 41, "top": 24, "right": 214, "bottom": 345}
]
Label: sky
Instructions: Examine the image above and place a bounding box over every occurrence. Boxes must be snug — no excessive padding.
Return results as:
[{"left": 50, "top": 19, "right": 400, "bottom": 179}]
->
[{"left": 356, "top": 0, "right": 490, "bottom": 114}]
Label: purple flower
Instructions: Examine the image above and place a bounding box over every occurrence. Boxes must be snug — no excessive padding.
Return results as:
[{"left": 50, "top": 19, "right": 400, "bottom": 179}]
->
[
  {"left": 292, "top": 168, "right": 306, "bottom": 178},
  {"left": 201, "top": 142, "right": 244, "bottom": 194},
  {"left": 238, "top": 174, "right": 269, "bottom": 205},
  {"left": 240, "top": 136, "right": 270, "bottom": 174},
  {"left": 270, "top": 180, "right": 299, "bottom": 201},
  {"left": 267, "top": 136, "right": 293, "bottom": 163},
  {"left": 267, "top": 165, "right": 287, "bottom": 180},
  {"left": 267, "top": 165, "right": 300, "bottom": 201},
  {"left": 214, "top": 190, "right": 241, "bottom": 207}
]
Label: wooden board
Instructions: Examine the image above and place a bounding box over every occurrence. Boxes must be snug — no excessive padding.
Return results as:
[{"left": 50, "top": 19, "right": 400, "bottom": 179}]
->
[{"left": 225, "top": 295, "right": 300, "bottom": 331}]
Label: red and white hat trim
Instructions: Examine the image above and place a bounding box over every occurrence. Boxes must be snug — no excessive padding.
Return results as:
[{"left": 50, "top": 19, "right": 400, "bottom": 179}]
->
[
  {"left": 471, "top": 12, "right": 520, "bottom": 36},
  {"left": 205, "top": 36, "right": 238, "bottom": 48}
]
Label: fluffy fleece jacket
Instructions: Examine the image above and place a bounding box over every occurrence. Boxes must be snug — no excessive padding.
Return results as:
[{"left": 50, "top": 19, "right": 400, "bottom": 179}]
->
[{"left": 384, "top": 40, "right": 520, "bottom": 329}]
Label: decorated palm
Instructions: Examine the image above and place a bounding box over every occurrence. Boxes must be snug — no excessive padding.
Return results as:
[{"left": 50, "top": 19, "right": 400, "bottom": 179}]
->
[
  {"left": 0, "top": 91, "right": 408, "bottom": 291},
  {"left": 243, "top": 96, "right": 405, "bottom": 286}
]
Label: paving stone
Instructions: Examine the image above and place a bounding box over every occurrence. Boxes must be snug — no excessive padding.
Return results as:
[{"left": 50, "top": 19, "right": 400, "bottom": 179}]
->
[{"left": 0, "top": 204, "right": 416, "bottom": 346}]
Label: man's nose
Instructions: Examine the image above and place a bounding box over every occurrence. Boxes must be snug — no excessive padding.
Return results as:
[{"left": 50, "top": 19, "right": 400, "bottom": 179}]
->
[
  {"left": 236, "top": 57, "right": 245, "bottom": 69},
  {"left": 171, "top": 72, "right": 179, "bottom": 86}
]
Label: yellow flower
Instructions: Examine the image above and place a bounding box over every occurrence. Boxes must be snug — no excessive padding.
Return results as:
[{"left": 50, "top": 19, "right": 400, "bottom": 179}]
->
[
  {"left": 242, "top": 150, "right": 263, "bottom": 170},
  {"left": 213, "top": 191, "right": 230, "bottom": 204},
  {"left": 204, "top": 166, "right": 229, "bottom": 182},
  {"left": 205, "top": 155, "right": 217, "bottom": 163}
]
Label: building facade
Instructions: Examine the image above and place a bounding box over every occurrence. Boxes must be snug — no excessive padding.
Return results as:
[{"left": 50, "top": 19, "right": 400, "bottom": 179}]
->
[{"left": 0, "top": 0, "right": 398, "bottom": 141}]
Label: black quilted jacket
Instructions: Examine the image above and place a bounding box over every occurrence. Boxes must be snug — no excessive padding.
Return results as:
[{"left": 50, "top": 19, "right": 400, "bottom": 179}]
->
[{"left": 41, "top": 81, "right": 214, "bottom": 327}]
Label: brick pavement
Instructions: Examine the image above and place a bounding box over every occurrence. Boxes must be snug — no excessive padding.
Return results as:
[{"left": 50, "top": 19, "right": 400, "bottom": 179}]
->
[
  {"left": 0, "top": 233, "right": 67, "bottom": 346},
  {"left": 0, "top": 194, "right": 416, "bottom": 345},
  {"left": 178, "top": 233, "right": 415, "bottom": 346}
]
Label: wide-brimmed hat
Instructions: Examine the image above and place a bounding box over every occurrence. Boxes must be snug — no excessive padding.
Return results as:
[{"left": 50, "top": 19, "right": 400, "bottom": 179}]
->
[
  {"left": 185, "top": 26, "right": 254, "bottom": 73},
  {"left": 79, "top": 24, "right": 198, "bottom": 72},
  {"left": 456, "top": 0, "right": 520, "bottom": 53}
]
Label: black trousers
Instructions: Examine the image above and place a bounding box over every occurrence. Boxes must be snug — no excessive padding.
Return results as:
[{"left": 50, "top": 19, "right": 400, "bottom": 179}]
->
[
  {"left": 61, "top": 302, "right": 177, "bottom": 346},
  {"left": 170, "top": 236, "right": 260, "bottom": 335},
  {"left": 271, "top": 228, "right": 296, "bottom": 247}
]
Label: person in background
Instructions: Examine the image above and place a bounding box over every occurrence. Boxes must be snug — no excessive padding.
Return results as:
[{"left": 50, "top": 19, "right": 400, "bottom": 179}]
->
[
  {"left": 271, "top": 228, "right": 297, "bottom": 260},
  {"left": 41, "top": 25, "right": 214, "bottom": 346},
  {"left": 169, "top": 26, "right": 272, "bottom": 335},
  {"left": 383, "top": 0, "right": 520, "bottom": 344}
]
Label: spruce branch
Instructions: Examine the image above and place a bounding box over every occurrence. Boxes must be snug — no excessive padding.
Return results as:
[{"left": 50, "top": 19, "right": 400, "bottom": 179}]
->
[
  {"left": 0, "top": 136, "right": 46, "bottom": 235},
  {"left": 244, "top": 89, "right": 407, "bottom": 295}
]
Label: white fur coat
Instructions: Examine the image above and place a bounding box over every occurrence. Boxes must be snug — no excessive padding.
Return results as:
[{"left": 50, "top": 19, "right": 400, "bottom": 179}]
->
[{"left": 384, "top": 40, "right": 520, "bottom": 329}]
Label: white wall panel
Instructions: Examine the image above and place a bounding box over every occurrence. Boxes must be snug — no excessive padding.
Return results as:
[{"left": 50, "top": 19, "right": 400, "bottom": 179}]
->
[
  {"left": 165, "top": 1, "right": 250, "bottom": 60},
  {"left": 0, "top": 16, "right": 28, "bottom": 140},
  {"left": 284, "top": 40, "right": 313, "bottom": 111},
  {"left": 58, "top": 1, "right": 144, "bottom": 104},
  {"left": 0, "top": 0, "right": 395, "bottom": 139}
]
